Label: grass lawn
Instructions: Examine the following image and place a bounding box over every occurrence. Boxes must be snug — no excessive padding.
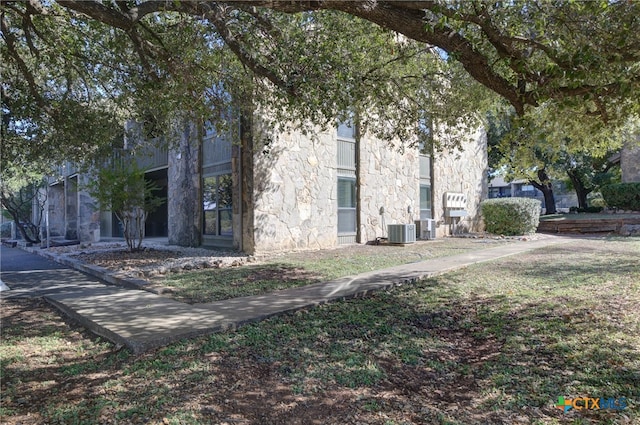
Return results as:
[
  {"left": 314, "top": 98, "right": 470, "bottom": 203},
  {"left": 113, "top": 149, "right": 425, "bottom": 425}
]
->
[
  {"left": 1, "top": 237, "right": 639, "bottom": 424},
  {"left": 150, "top": 237, "right": 514, "bottom": 303}
]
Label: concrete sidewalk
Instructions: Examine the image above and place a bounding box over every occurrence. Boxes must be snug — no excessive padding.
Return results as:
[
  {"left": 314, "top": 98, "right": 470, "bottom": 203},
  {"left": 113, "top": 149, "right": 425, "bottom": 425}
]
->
[{"left": 3, "top": 236, "right": 574, "bottom": 353}]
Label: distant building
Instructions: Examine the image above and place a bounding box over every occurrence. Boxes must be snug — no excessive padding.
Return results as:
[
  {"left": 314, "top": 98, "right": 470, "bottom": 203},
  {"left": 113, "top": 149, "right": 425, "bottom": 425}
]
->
[{"left": 488, "top": 176, "right": 577, "bottom": 213}]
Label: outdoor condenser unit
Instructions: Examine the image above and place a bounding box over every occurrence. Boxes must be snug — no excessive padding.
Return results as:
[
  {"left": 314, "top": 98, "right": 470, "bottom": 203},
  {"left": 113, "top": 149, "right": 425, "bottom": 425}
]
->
[
  {"left": 415, "top": 219, "right": 437, "bottom": 240},
  {"left": 388, "top": 224, "right": 416, "bottom": 244}
]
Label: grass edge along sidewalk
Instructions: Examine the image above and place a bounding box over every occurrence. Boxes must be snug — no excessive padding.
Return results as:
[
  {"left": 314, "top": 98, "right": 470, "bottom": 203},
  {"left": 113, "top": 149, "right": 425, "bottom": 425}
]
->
[{"left": 41, "top": 236, "right": 573, "bottom": 354}]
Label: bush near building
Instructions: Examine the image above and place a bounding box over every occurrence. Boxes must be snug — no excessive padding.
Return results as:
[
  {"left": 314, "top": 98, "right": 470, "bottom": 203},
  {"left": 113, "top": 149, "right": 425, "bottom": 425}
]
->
[
  {"left": 481, "top": 197, "right": 541, "bottom": 235},
  {"left": 601, "top": 183, "right": 640, "bottom": 211}
]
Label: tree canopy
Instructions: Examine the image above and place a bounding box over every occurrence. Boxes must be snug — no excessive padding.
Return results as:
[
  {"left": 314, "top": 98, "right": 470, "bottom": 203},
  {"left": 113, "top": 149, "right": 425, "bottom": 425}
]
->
[{"left": 2, "top": 1, "right": 639, "bottom": 169}]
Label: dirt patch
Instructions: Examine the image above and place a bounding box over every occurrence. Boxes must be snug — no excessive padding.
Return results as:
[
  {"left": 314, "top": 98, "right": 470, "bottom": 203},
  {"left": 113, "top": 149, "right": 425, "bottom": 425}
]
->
[{"left": 73, "top": 248, "right": 183, "bottom": 270}]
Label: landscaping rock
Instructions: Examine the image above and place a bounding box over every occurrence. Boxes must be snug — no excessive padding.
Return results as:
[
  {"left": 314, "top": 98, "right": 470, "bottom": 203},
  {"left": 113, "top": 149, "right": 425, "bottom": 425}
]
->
[{"left": 619, "top": 224, "right": 640, "bottom": 236}]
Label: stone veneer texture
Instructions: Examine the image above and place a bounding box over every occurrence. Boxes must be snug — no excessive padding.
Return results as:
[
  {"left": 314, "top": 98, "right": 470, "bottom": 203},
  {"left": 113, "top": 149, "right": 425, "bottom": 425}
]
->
[
  {"left": 621, "top": 135, "right": 640, "bottom": 183},
  {"left": 252, "top": 129, "right": 337, "bottom": 253},
  {"left": 432, "top": 126, "right": 488, "bottom": 236},
  {"left": 251, "top": 126, "right": 466, "bottom": 253}
]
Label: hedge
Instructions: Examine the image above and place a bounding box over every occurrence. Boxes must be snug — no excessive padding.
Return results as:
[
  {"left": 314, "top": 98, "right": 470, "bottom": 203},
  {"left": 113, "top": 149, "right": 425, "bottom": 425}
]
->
[
  {"left": 601, "top": 183, "right": 640, "bottom": 211},
  {"left": 481, "top": 197, "right": 541, "bottom": 235}
]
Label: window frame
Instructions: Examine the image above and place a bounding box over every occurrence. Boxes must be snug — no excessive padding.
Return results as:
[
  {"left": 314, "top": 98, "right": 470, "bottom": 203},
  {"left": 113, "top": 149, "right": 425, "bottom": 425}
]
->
[
  {"left": 337, "top": 176, "right": 357, "bottom": 235},
  {"left": 420, "top": 183, "right": 432, "bottom": 220}
]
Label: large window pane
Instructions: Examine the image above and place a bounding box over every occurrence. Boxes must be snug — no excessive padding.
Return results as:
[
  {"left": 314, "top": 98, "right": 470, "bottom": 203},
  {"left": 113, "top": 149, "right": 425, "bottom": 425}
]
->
[
  {"left": 338, "top": 209, "right": 356, "bottom": 233},
  {"left": 218, "top": 174, "right": 233, "bottom": 208},
  {"left": 203, "top": 210, "right": 218, "bottom": 235},
  {"left": 219, "top": 209, "right": 233, "bottom": 236},
  {"left": 420, "top": 185, "right": 431, "bottom": 210},
  {"left": 420, "top": 184, "right": 432, "bottom": 219},
  {"left": 203, "top": 176, "right": 217, "bottom": 206},
  {"left": 203, "top": 174, "right": 232, "bottom": 237},
  {"left": 338, "top": 178, "right": 356, "bottom": 208},
  {"left": 338, "top": 177, "right": 356, "bottom": 234}
]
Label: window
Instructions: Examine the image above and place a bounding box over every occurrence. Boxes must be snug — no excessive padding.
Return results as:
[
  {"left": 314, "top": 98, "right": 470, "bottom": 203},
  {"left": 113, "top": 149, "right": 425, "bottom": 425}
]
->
[
  {"left": 489, "top": 187, "right": 512, "bottom": 198},
  {"left": 203, "top": 174, "right": 233, "bottom": 237},
  {"left": 420, "top": 184, "right": 432, "bottom": 219},
  {"left": 337, "top": 119, "right": 357, "bottom": 240},
  {"left": 337, "top": 177, "right": 356, "bottom": 234},
  {"left": 337, "top": 120, "right": 356, "bottom": 140}
]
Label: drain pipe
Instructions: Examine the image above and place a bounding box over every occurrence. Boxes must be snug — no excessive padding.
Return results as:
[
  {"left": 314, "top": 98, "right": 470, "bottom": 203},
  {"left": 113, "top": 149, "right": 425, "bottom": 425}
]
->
[
  {"left": 238, "top": 116, "right": 243, "bottom": 253},
  {"left": 238, "top": 144, "right": 243, "bottom": 253}
]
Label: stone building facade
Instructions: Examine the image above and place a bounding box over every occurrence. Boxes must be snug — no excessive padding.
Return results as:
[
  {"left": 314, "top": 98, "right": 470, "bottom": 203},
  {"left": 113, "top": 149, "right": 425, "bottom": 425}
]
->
[
  {"left": 46, "top": 115, "right": 488, "bottom": 254},
  {"left": 248, "top": 122, "right": 488, "bottom": 253},
  {"left": 621, "top": 134, "right": 640, "bottom": 183}
]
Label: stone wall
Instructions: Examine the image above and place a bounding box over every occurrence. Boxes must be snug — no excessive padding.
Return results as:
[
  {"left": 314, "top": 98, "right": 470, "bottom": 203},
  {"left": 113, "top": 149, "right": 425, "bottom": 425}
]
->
[
  {"left": 432, "top": 126, "right": 488, "bottom": 236},
  {"left": 167, "top": 119, "right": 202, "bottom": 247},
  {"left": 621, "top": 134, "right": 640, "bottom": 183},
  {"left": 358, "top": 135, "right": 420, "bottom": 242},
  {"left": 76, "top": 174, "right": 101, "bottom": 243},
  {"left": 252, "top": 128, "right": 337, "bottom": 253},
  {"left": 64, "top": 176, "right": 78, "bottom": 240},
  {"left": 46, "top": 182, "right": 66, "bottom": 237},
  {"left": 252, "top": 126, "right": 424, "bottom": 252}
]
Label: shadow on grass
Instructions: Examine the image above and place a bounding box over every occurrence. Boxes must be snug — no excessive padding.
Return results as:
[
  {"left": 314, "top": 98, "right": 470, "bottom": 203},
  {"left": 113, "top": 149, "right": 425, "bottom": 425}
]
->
[
  {"left": 139, "top": 241, "right": 638, "bottom": 423},
  {"left": 156, "top": 263, "right": 324, "bottom": 303},
  {"left": 3, "top": 241, "right": 638, "bottom": 424}
]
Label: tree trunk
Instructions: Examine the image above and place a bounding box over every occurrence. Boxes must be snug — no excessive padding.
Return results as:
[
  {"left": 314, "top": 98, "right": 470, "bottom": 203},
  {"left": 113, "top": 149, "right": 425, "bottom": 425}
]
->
[
  {"left": 530, "top": 168, "right": 557, "bottom": 215},
  {"left": 167, "top": 115, "right": 202, "bottom": 247},
  {"left": 238, "top": 110, "right": 255, "bottom": 254},
  {"left": 0, "top": 193, "right": 42, "bottom": 243},
  {"left": 6, "top": 209, "right": 40, "bottom": 243},
  {"left": 566, "top": 169, "right": 592, "bottom": 209}
]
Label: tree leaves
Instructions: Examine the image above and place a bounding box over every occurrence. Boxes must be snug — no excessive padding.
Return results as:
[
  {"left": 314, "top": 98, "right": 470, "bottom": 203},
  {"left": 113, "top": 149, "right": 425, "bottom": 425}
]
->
[{"left": 2, "top": 0, "right": 639, "bottom": 171}]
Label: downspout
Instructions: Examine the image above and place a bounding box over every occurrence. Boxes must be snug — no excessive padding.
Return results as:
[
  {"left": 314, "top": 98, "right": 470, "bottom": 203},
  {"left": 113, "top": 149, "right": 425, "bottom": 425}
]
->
[
  {"left": 46, "top": 180, "right": 50, "bottom": 248},
  {"left": 238, "top": 114, "right": 243, "bottom": 253},
  {"left": 430, "top": 126, "right": 436, "bottom": 225},
  {"left": 355, "top": 114, "right": 362, "bottom": 243}
]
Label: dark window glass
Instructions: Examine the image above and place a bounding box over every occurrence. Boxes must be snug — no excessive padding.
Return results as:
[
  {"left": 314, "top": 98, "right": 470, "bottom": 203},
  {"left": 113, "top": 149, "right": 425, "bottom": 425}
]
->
[{"left": 203, "top": 174, "right": 232, "bottom": 236}]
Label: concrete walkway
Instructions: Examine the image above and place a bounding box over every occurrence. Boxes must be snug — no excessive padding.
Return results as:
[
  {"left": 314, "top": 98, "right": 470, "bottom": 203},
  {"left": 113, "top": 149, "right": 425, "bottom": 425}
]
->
[{"left": 1, "top": 236, "right": 574, "bottom": 353}]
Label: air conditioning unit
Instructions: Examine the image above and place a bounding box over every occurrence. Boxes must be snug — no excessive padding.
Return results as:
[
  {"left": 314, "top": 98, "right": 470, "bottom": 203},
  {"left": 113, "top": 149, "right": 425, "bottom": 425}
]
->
[
  {"left": 415, "top": 219, "right": 437, "bottom": 240},
  {"left": 388, "top": 224, "right": 416, "bottom": 244}
]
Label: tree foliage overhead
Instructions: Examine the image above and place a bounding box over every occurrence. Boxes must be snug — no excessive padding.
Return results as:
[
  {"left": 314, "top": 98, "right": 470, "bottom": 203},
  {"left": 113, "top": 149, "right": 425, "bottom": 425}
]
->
[
  {"left": 2, "top": 0, "right": 491, "bottom": 169},
  {"left": 56, "top": 0, "right": 640, "bottom": 115},
  {"left": 487, "top": 102, "right": 635, "bottom": 211},
  {"left": 2, "top": 1, "right": 639, "bottom": 169}
]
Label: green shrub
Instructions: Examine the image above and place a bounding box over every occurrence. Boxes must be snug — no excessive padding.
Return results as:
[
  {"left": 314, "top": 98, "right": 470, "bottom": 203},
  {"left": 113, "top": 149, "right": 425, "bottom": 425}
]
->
[
  {"left": 588, "top": 193, "right": 607, "bottom": 208},
  {"left": 481, "top": 197, "right": 541, "bottom": 235},
  {"left": 601, "top": 183, "right": 640, "bottom": 211}
]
